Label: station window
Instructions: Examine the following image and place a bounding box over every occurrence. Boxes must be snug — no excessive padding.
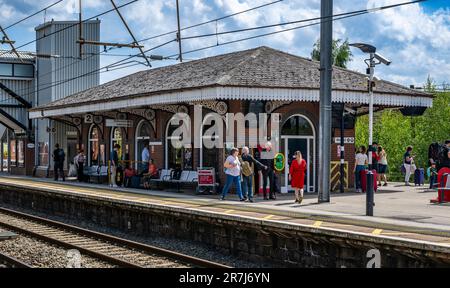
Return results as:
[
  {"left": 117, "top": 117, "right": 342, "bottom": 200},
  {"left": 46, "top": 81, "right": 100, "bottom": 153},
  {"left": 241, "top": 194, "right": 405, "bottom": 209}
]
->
[
  {"left": 14, "top": 64, "right": 34, "bottom": 78},
  {"left": 38, "top": 142, "right": 49, "bottom": 167},
  {"left": 17, "top": 140, "right": 24, "bottom": 167},
  {"left": 9, "top": 140, "right": 16, "bottom": 167},
  {"left": 0, "top": 63, "right": 13, "bottom": 77},
  {"left": 89, "top": 126, "right": 99, "bottom": 166},
  {"left": 0, "top": 63, "right": 34, "bottom": 78}
]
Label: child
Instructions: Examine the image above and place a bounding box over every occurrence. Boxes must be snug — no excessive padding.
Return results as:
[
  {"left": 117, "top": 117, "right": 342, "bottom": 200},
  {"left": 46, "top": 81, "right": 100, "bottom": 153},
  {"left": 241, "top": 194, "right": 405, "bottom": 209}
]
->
[{"left": 427, "top": 163, "right": 438, "bottom": 189}]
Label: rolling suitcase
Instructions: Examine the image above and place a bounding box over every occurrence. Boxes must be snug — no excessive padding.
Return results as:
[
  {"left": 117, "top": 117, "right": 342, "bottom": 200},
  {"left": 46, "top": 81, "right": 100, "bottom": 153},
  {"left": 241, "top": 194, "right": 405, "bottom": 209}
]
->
[
  {"left": 414, "top": 168, "right": 425, "bottom": 186},
  {"left": 360, "top": 169, "right": 378, "bottom": 193}
]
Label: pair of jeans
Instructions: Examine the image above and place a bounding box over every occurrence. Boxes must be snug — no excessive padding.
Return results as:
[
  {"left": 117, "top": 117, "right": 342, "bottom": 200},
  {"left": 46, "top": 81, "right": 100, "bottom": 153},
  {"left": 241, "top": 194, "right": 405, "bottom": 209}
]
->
[
  {"left": 355, "top": 165, "right": 366, "bottom": 189},
  {"left": 222, "top": 174, "right": 243, "bottom": 199},
  {"left": 242, "top": 175, "right": 253, "bottom": 200}
]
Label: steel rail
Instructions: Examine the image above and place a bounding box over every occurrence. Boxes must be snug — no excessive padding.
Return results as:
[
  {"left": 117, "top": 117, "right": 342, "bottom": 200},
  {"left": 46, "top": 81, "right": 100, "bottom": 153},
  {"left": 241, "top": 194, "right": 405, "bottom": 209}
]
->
[
  {"left": 0, "top": 207, "right": 230, "bottom": 268},
  {"left": 0, "top": 252, "right": 33, "bottom": 268}
]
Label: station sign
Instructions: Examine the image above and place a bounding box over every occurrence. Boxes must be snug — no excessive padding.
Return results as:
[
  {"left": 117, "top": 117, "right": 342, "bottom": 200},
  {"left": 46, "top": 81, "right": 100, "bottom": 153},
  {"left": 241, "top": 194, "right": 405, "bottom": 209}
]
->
[
  {"left": 198, "top": 168, "right": 215, "bottom": 187},
  {"left": 334, "top": 137, "right": 354, "bottom": 144},
  {"left": 105, "top": 119, "right": 133, "bottom": 127}
]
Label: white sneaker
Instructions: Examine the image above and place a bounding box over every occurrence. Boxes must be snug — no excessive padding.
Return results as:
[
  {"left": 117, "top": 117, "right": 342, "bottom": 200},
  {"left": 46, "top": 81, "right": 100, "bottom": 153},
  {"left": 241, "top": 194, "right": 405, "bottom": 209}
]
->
[{"left": 112, "top": 185, "right": 118, "bottom": 188}]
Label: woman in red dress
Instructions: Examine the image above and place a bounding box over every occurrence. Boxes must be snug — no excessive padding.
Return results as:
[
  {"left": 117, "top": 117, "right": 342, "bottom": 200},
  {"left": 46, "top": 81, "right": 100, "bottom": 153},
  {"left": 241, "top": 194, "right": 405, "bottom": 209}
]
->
[{"left": 289, "top": 151, "right": 307, "bottom": 204}]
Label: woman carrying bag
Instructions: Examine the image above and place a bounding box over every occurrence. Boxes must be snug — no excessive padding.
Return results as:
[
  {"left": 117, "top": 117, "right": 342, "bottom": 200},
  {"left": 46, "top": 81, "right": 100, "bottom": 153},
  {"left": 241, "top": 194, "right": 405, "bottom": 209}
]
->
[{"left": 220, "top": 148, "right": 244, "bottom": 201}]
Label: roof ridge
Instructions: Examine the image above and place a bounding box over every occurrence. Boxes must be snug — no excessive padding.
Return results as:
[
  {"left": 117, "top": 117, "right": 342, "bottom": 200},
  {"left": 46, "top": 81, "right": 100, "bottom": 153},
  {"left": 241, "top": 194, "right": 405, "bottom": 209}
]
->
[{"left": 216, "top": 47, "right": 264, "bottom": 85}]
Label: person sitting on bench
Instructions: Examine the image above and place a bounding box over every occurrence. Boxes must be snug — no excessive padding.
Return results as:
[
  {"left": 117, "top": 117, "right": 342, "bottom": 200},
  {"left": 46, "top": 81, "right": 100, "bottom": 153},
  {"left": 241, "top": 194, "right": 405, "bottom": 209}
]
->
[{"left": 143, "top": 159, "right": 159, "bottom": 189}]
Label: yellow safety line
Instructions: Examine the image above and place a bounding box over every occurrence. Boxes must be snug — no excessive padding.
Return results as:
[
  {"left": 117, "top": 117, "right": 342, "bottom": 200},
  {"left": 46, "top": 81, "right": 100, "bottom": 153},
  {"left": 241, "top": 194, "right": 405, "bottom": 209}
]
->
[
  {"left": 372, "top": 229, "right": 383, "bottom": 235},
  {"left": 263, "top": 215, "right": 274, "bottom": 220},
  {"left": 224, "top": 209, "right": 235, "bottom": 214},
  {"left": 313, "top": 221, "right": 323, "bottom": 228}
]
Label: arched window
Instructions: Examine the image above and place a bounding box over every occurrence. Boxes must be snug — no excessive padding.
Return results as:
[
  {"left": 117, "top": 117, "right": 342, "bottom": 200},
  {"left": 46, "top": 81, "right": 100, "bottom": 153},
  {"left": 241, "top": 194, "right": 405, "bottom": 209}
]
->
[
  {"left": 281, "top": 115, "right": 314, "bottom": 136},
  {"left": 88, "top": 125, "right": 99, "bottom": 166},
  {"left": 135, "top": 120, "right": 153, "bottom": 169},
  {"left": 165, "top": 119, "right": 192, "bottom": 170},
  {"left": 111, "top": 127, "right": 123, "bottom": 161}
]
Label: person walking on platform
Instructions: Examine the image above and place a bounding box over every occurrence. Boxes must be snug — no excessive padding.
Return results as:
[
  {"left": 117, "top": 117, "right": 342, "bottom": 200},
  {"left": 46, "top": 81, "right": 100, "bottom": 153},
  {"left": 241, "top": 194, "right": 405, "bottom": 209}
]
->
[
  {"left": 52, "top": 143, "right": 65, "bottom": 181},
  {"left": 260, "top": 142, "right": 277, "bottom": 200},
  {"left": 289, "top": 151, "right": 307, "bottom": 204},
  {"left": 141, "top": 140, "right": 150, "bottom": 175},
  {"left": 377, "top": 146, "right": 388, "bottom": 187},
  {"left": 110, "top": 144, "right": 120, "bottom": 188},
  {"left": 75, "top": 149, "right": 86, "bottom": 182},
  {"left": 354, "top": 146, "right": 368, "bottom": 193},
  {"left": 221, "top": 148, "right": 244, "bottom": 201},
  {"left": 403, "top": 146, "right": 414, "bottom": 186},
  {"left": 240, "top": 146, "right": 267, "bottom": 203}
]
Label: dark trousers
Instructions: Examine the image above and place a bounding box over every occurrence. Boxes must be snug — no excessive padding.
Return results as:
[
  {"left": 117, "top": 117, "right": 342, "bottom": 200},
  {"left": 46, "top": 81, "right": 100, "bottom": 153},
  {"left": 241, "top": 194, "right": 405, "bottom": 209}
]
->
[
  {"left": 262, "top": 169, "right": 275, "bottom": 199},
  {"left": 430, "top": 174, "right": 437, "bottom": 189},
  {"left": 54, "top": 162, "right": 65, "bottom": 181},
  {"left": 77, "top": 162, "right": 84, "bottom": 182}
]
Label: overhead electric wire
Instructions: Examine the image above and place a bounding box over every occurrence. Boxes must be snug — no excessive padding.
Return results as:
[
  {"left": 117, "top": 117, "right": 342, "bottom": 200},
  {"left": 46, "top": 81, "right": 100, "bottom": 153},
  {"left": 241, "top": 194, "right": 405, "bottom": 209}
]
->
[
  {"left": 18, "top": 0, "right": 426, "bottom": 99},
  {"left": 3, "top": 0, "right": 65, "bottom": 30},
  {"left": 137, "top": 0, "right": 284, "bottom": 43},
  {"left": 10, "top": 0, "right": 284, "bottom": 94},
  {"left": 21, "top": 39, "right": 176, "bottom": 99},
  {"left": 180, "top": 0, "right": 427, "bottom": 41},
  {"left": 3, "top": 0, "right": 139, "bottom": 52}
]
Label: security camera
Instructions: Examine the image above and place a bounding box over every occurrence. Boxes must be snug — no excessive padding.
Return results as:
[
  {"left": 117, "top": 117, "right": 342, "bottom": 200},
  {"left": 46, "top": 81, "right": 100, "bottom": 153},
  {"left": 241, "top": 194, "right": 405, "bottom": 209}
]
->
[{"left": 374, "top": 53, "right": 391, "bottom": 66}]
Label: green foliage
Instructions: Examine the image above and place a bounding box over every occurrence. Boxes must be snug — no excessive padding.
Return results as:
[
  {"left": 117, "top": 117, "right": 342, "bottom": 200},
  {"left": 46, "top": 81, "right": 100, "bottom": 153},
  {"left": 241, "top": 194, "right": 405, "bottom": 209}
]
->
[
  {"left": 311, "top": 38, "right": 353, "bottom": 68},
  {"left": 355, "top": 91, "right": 450, "bottom": 180}
]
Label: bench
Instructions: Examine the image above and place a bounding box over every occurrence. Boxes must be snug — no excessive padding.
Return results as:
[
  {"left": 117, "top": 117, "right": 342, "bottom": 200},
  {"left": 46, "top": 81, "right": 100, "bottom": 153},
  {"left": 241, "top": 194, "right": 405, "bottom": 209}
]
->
[
  {"left": 84, "top": 165, "right": 109, "bottom": 184},
  {"left": 165, "top": 170, "right": 198, "bottom": 192},
  {"left": 148, "top": 169, "right": 172, "bottom": 189}
]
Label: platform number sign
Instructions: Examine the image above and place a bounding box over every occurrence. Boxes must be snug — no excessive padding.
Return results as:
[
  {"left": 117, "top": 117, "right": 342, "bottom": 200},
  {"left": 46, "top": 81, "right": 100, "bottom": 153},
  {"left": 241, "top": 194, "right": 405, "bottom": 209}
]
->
[
  {"left": 66, "top": 249, "right": 81, "bottom": 268},
  {"left": 366, "top": 249, "right": 381, "bottom": 268},
  {"left": 84, "top": 114, "right": 93, "bottom": 124}
]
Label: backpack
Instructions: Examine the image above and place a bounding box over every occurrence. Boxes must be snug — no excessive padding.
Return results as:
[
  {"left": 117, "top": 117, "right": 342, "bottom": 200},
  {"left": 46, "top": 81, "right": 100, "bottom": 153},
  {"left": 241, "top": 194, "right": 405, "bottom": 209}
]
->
[
  {"left": 58, "top": 149, "right": 65, "bottom": 162},
  {"left": 239, "top": 157, "right": 253, "bottom": 177}
]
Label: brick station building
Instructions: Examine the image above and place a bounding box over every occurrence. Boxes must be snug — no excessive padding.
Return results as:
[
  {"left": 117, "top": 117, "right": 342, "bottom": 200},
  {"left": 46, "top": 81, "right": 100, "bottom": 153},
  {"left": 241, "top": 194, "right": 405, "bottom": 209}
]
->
[{"left": 29, "top": 46, "right": 432, "bottom": 193}]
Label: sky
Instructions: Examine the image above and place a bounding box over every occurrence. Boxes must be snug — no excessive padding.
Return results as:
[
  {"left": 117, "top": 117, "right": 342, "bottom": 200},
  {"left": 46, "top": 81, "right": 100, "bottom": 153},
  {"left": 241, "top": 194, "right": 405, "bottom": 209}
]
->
[{"left": 1, "top": 0, "right": 449, "bottom": 88}]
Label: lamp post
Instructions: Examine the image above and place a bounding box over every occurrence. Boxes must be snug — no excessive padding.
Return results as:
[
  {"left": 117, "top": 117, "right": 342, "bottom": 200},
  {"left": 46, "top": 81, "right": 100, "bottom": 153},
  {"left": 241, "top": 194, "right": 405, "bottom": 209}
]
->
[{"left": 349, "top": 43, "right": 391, "bottom": 216}]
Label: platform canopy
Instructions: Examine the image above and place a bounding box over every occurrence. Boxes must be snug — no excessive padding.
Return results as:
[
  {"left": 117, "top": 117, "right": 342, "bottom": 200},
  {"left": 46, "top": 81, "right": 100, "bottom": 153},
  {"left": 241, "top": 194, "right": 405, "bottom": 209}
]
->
[
  {"left": 29, "top": 46, "right": 433, "bottom": 119},
  {"left": 0, "top": 109, "right": 27, "bottom": 134}
]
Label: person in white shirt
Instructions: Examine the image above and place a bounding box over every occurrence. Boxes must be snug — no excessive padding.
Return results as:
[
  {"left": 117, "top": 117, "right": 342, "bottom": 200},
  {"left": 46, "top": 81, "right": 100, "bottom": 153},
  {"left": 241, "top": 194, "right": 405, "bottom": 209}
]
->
[
  {"left": 141, "top": 140, "right": 150, "bottom": 174},
  {"left": 354, "top": 146, "right": 368, "bottom": 193},
  {"left": 220, "top": 148, "right": 244, "bottom": 201}
]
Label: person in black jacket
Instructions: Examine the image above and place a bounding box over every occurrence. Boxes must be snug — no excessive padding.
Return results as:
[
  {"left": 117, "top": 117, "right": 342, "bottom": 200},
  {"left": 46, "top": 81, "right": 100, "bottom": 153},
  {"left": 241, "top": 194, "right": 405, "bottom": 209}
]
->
[
  {"left": 52, "top": 143, "right": 65, "bottom": 181},
  {"left": 240, "top": 146, "right": 267, "bottom": 202},
  {"left": 259, "top": 142, "right": 277, "bottom": 200}
]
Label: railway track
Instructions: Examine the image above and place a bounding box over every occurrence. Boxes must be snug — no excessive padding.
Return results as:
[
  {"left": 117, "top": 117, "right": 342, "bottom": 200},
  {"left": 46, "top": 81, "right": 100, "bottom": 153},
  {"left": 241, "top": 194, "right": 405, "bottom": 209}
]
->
[
  {"left": 0, "top": 252, "right": 33, "bottom": 268},
  {"left": 0, "top": 207, "right": 230, "bottom": 268}
]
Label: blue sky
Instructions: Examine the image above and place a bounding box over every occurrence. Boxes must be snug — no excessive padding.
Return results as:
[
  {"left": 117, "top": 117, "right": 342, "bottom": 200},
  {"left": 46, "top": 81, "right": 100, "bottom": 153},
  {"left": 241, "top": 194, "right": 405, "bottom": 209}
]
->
[{"left": 1, "top": 0, "right": 449, "bottom": 88}]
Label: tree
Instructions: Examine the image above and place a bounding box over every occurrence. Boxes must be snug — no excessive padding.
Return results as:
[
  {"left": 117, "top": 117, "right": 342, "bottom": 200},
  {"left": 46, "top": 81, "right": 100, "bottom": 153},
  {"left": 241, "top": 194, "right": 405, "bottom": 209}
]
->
[{"left": 311, "top": 38, "right": 353, "bottom": 68}]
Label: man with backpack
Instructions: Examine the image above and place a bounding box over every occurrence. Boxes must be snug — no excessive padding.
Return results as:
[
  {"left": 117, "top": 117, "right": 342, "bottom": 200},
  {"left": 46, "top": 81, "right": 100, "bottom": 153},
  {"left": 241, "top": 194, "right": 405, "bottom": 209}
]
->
[
  {"left": 240, "top": 146, "right": 267, "bottom": 202},
  {"left": 53, "top": 143, "right": 65, "bottom": 181}
]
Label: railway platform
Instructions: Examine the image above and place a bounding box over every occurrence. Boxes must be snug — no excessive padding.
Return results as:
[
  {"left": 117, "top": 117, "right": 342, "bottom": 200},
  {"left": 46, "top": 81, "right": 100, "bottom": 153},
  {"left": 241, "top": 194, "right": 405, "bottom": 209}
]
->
[{"left": 0, "top": 175, "right": 449, "bottom": 267}]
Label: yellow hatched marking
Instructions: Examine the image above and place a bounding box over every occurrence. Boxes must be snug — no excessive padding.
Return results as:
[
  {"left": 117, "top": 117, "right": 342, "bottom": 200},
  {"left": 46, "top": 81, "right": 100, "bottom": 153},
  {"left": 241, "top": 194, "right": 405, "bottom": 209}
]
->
[
  {"left": 313, "top": 221, "right": 323, "bottom": 228},
  {"left": 372, "top": 229, "right": 383, "bottom": 235},
  {"left": 224, "top": 209, "right": 235, "bottom": 214},
  {"left": 263, "top": 215, "right": 275, "bottom": 220}
]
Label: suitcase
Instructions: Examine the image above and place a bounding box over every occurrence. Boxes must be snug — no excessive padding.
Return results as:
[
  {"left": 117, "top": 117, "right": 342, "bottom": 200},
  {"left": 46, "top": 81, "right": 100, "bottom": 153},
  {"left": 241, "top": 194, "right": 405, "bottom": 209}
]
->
[
  {"left": 130, "top": 176, "right": 142, "bottom": 189},
  {"left": 414, "top": 168, "right": 425, "bottom": 186},
  {"left": 360, "top": 169, "right": 378, "bottom": 193}
]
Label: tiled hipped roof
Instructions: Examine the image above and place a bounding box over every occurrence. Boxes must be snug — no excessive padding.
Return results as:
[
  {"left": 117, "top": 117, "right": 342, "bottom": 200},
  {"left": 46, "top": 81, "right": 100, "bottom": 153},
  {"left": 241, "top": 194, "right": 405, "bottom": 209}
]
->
[{"left": 32, "top": 46, "right": 431, "bottom": 111}]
